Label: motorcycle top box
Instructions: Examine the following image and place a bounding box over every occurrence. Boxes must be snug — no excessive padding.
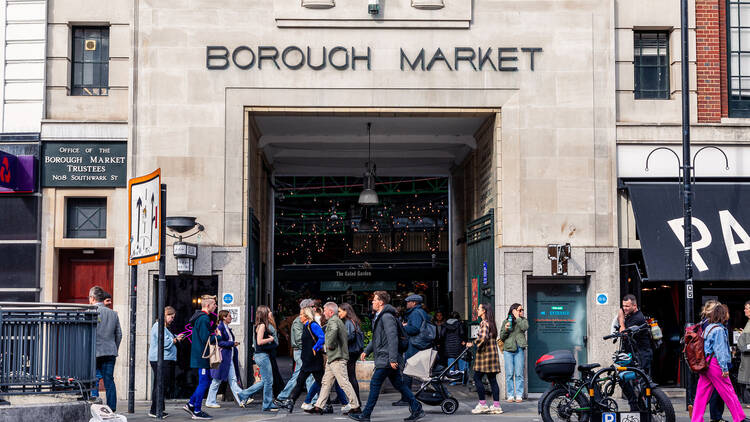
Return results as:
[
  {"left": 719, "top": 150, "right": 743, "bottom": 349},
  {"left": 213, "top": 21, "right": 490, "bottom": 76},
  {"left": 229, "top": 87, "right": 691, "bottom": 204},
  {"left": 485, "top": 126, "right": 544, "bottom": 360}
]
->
[{"left": 535, "top": 349, "right": 576, "bottom": 382}]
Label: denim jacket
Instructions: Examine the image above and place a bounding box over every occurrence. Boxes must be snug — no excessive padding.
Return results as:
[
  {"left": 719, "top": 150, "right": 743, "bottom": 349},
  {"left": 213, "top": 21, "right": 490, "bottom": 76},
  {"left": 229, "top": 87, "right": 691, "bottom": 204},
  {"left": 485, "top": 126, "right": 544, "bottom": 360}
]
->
[{"left": 704, "top": 323, "right": 732, "bottom": 371}]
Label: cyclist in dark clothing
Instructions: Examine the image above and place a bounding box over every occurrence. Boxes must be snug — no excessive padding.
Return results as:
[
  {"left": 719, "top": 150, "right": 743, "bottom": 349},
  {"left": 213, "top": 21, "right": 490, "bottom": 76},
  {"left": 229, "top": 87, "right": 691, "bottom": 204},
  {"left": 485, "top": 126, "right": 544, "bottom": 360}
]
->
[
  {"left": 618, "top": 294, "right": 653, "bottom": 412},
  {"left": 619, "top": 294, "right": 652, "bottom": 374}
]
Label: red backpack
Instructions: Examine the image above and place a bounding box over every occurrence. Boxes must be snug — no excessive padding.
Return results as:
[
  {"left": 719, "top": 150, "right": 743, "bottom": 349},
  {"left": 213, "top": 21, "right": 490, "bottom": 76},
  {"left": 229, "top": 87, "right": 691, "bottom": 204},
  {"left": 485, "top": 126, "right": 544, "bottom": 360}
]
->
[{"left": 682, "top": 323, "right": 716, "bottom": 373}]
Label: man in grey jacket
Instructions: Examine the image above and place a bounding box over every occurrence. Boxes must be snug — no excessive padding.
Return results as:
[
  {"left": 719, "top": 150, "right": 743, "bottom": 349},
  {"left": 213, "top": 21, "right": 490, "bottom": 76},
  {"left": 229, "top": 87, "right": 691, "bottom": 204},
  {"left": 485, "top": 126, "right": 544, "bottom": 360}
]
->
[
  {"left": 89, "top": 286, "right": 122, "bottom": 412},
  {"left": 349, "top": 291, "right": 423, "bottom": 422}
]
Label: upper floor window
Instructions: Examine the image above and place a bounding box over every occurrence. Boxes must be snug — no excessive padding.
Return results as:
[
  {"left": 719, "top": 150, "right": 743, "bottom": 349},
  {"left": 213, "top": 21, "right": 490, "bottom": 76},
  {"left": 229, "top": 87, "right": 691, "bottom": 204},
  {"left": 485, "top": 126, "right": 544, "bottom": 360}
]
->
[
  {"left": 71, "top": 27, "right": 109, "bottom": 96},
  {"left": 634, "top": 31, "right": 670, "bottom": 99},
  {"left": 729, "top": 0, "right": 750, "bottom": 116}
]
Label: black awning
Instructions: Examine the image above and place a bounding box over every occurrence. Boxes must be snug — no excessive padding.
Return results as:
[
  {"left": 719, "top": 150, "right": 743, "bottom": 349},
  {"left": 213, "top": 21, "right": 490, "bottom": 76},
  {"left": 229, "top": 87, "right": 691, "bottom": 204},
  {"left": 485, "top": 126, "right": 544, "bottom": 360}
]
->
[{"left": 627, "top": 182, "right": 750, "bottom": 281}]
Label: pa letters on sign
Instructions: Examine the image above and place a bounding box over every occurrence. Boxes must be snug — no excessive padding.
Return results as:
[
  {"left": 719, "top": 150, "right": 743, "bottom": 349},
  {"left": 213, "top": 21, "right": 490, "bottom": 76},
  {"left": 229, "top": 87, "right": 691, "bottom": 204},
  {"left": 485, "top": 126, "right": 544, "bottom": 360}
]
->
[{"left": 668, "top": 209, "right": 750, "bottom": 272}]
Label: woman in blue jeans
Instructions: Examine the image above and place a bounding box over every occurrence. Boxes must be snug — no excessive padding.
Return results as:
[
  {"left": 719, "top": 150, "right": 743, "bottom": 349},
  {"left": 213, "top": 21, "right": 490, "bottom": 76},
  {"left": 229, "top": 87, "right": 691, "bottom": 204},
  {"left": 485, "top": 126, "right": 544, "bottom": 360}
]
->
[
  {"left": 238, "top": 306, "right": 280, "bottom": 412},
  {"left": 500, "top": 303, "right": 528, "bottom": 402}
]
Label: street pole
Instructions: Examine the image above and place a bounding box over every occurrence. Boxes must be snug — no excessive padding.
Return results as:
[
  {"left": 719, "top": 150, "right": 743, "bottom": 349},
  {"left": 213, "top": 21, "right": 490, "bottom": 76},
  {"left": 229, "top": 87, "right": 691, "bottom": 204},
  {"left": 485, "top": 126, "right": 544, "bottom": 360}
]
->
[
  {"left": 156, "top": 184, "right": 167, "bottom": 419},
  {"left": 127, "top": 264, "right": 137, "bottom": 413},
  {"left": 680, "top": 0, "right": 695, "bottom": 406}
]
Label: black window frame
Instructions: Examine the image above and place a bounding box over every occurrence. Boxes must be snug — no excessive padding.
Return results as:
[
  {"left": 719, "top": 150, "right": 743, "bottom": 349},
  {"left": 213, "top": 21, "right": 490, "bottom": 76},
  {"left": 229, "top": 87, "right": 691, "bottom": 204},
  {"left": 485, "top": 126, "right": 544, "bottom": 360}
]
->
[
  {"left": 633, "top": 31, "right": 671, "bottom": 100},
  {"left": 65, "top": 197, "right": 107, "bottom": 239},
  {"left": 71, "top": 26, "right": 110, "bottom": 96},
  {"left": 728, "top": 0, "right": 750, "bottom": 116}
]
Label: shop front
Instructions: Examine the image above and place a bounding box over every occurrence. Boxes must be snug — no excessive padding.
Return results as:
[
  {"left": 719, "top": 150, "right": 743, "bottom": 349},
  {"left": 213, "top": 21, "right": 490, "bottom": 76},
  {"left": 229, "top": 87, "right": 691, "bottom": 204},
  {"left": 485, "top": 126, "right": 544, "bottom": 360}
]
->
[{"left": 625, "top": 182, "right": 750, "bottom": 386}]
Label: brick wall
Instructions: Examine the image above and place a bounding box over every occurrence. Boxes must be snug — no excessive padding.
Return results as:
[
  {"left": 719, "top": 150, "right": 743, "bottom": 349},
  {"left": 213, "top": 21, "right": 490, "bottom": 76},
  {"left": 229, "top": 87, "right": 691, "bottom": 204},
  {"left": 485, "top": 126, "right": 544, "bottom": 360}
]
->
[{"left": 696, "top": 0, "right": 724, "bottom": 122}]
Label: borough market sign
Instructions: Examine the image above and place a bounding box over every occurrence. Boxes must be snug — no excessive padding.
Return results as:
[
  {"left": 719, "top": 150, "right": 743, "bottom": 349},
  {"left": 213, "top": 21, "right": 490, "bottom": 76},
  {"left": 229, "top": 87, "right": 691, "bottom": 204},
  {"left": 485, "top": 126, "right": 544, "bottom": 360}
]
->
[
  {"left": 42, "top": 142, "right": 127, "bottom": 187},
  {"left": 206, "top": 46, "right": 543, "bottom": 72}
]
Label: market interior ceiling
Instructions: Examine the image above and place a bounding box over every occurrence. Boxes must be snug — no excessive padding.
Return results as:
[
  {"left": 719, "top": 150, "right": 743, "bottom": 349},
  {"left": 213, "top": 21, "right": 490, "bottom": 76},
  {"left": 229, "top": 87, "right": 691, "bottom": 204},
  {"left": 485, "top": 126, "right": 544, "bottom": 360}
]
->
[{"left": 253, "top": 113, "right": 493, "bottom": 176}]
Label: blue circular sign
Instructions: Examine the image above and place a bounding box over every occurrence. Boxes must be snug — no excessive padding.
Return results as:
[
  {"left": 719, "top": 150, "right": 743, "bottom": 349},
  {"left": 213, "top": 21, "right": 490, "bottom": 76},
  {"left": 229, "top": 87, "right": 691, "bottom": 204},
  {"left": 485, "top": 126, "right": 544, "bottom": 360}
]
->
[
  {"left": 596, "top": 294, "right": 608, "bottom": 305},
  {"left": 223, "top": 293, "right": 234, "bottom": 305}
]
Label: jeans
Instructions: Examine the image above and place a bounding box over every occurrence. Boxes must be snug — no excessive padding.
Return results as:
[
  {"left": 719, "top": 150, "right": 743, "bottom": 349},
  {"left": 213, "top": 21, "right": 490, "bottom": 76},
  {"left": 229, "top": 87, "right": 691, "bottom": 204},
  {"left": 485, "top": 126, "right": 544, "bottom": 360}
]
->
[
  {"left": 305, "top": 379, "right": 349, "bottom": 405},
  {"left": 96, "top": 356, "right": 117, "bottom": 411},
  {"left": 474, "top": 371, "right": 500, "bottom": 402},
  {"left": 206, "top": 361, "right": 243, "bottom": 406},
  {"left": 447, "top": 358, "right": 468, "bottom": 385},
  {"left": 188, "top": 368, "right": 213, "bottom": 413},
  {"left": 503, "top": 348, "right": 525, "bottom": 398},
  {"left": 238, "top": 352, "right": 275, "bottom": 410},
  {"left": 361, "top": 367, "right": 421, "bottom": 418},
  {"left": 150, "top": 360, "right": 176, "bottom": 414},
  {"left": 278, "top": 349, "right": 303, "bottom": 400},
  {"left": 91, "top": 369, "right": 102, "bottom": 397}
]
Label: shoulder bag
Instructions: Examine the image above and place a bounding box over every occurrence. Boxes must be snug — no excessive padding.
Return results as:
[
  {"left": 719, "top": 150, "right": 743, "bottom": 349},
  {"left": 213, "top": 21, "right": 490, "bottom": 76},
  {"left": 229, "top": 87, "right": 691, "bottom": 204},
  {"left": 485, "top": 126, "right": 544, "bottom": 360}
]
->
[{"left": 202, "top": 336, "right": 222, "bottom": 369}]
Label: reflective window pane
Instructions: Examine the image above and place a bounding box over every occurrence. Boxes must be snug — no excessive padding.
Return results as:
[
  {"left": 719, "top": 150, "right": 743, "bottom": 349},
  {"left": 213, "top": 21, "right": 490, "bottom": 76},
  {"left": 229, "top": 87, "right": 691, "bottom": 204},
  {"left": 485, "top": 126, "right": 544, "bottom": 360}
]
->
[
  {"left": 0, "top": 197, "right": 38, "bottom": 240},
  {"left": 0, "top": 244, "right": 38, "bottom": 288}
]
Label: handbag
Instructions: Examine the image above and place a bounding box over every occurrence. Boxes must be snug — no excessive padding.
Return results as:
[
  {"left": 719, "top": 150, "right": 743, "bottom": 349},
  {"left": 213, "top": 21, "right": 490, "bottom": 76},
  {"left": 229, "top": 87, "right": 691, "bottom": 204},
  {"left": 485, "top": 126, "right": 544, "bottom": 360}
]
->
[{"left": 202, "top": 336, "right": 222, "bottom": 369}]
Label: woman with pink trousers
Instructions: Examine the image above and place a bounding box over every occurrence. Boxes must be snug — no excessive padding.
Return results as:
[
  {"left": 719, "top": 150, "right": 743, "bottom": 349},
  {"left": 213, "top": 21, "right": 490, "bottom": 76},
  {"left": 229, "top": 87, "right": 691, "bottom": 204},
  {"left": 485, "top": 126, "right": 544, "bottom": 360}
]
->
[{"left": 692, "top": 304, "right": 750, "bottom": 422}]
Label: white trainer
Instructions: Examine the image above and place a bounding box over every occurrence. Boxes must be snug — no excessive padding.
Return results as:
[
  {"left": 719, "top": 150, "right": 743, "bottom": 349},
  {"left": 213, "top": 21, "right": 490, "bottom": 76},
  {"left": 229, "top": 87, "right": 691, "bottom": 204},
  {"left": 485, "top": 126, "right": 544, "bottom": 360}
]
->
[
  {"left": 301, "top": 403, "right": 313, "bottom": 411},
  {"left": 471, "top": 404, "right": 490, "bottom": 414},
  {"left": 341, "top": 404, "right": 352, "bottom": 414},
  {"left": 489, "top": 405, "right": 504, "bottom": 414}
]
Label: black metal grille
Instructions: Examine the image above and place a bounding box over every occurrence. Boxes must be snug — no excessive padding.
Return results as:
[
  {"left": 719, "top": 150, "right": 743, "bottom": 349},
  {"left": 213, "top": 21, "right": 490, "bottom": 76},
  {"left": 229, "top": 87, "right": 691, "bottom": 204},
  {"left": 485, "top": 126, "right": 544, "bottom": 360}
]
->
[
  {"left": 0, "top": 303, "right": 98, "bottom": 395},
  {"left": 66, "top": 198, "right": 107, "bottom": 238},
  {"left": 634, "top": 31, "right": 670, "bottom": 99}
]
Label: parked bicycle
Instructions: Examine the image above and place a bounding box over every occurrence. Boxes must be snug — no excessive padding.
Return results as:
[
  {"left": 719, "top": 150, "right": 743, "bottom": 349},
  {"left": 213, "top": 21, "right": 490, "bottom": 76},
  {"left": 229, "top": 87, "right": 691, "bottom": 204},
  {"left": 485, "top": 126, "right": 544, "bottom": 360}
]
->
[{"left": 536, "top": 323, "right": 674, "bottom": 422}]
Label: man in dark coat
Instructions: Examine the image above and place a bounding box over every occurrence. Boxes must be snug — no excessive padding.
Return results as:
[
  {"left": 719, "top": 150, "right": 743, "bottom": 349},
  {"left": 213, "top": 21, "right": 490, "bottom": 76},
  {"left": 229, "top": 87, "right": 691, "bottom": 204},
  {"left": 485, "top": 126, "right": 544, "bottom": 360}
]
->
[
  {"left": 183, "top": 295, "right": 218, "bottom": 420},
  {"left": 348, "top": 291, "right": 424, "bottom": 422},
  {"left": 396, "top": 294, "right": 429, "bottom": 402}
]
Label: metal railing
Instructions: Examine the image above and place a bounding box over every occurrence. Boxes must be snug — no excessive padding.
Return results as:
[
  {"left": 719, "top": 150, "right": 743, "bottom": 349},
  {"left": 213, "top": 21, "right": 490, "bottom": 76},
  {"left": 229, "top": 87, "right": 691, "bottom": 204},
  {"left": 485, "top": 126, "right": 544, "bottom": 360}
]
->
[{"left": 0, "top": 302, "right": 98, "bottom": 396}]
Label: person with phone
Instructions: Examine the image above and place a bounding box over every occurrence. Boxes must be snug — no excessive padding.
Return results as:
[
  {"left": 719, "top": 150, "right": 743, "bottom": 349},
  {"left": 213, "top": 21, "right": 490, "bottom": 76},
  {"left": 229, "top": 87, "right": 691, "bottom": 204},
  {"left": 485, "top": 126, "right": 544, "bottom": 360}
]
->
[
  {"left": 148, "top": 306, "right": 180, "bottom": 418},
  {"left": 500, "top": 303, "right": 528, "bottom": 403}
]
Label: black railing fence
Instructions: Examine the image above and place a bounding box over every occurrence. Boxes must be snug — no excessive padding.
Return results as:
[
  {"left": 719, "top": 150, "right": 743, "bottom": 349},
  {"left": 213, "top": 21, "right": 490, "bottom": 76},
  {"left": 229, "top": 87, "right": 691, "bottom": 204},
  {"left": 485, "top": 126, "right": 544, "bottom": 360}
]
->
[{"left": 0, "top": 302, "right": 98, "bottom": 395}]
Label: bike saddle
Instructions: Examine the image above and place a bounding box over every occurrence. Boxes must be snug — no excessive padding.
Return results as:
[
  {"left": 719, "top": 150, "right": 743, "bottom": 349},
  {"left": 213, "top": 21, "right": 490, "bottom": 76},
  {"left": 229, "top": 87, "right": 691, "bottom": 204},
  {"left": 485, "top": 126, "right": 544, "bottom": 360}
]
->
[{"left": 578, "top": 363, "right": 600, "bottom": 372}]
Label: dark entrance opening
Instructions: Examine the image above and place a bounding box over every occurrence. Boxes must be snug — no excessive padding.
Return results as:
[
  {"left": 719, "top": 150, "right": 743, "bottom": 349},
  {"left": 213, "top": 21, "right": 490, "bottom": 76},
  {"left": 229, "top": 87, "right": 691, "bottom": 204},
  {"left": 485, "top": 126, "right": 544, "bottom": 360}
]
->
[
  {"left": 155, "top": 274, "right": 218, "bottom": 398},
  {"left": 272, "top": 176, "right": 450, "bottom": 356}
]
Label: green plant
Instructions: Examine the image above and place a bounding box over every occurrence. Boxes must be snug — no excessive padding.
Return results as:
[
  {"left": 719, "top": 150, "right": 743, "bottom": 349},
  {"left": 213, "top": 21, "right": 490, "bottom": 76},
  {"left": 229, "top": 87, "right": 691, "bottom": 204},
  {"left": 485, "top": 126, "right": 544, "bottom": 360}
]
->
[{"left": 361, "top": 316, "right": 374, "bottom": 361}]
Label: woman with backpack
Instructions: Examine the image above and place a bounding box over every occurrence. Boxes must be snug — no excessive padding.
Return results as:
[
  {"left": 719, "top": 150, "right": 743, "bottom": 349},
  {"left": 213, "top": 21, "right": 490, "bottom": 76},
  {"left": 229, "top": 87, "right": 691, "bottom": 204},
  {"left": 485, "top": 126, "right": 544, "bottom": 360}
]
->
[
  {"left": 340, "top": 302, "right": 363, "bottom": 404},
  {"left": 500, "top": 303, "right": 528, "bottom": 403},
  {"left": 466, "top": 303, "right": 503, "bottom": 415},
  {"left": 278, "top": 306, "right": 326, "bottom": 413},
  {"left": 692, "top": 304, "right": 750, "bottom": 422}
]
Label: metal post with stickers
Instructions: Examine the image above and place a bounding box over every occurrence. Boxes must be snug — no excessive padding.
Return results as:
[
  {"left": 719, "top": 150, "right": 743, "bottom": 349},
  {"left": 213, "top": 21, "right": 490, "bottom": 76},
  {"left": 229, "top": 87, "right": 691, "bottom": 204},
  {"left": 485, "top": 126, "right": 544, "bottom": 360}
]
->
[{"left": 127, "top": 169, "right": 165, "bottom": 418}]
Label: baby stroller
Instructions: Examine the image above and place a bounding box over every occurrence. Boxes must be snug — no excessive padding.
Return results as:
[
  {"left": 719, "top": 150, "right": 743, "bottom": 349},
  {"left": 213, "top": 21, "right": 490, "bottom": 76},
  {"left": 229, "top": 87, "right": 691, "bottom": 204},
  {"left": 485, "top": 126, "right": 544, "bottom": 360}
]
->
[{"left": 403, "top": 346, "right": 471, "bottom": 415}]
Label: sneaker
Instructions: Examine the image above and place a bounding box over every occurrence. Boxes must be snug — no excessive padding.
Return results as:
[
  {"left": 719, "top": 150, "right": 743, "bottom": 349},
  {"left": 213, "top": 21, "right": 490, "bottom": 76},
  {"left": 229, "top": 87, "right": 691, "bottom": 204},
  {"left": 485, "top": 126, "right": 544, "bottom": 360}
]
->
[
  {"left": 349, "top": 413, "right": 370, "bottom": 422},
  {"left": 191, "top": 411, "right": 212, "bottom": 420},
  {"left": 515, "top": 396, "right": 523, "bottom": 403},
  {"left": 341, "top": 404, "right": 352, "bottom": 414},
  {"left": 239, "top": 397, "right": 254, "bottom": 408},
  {"left": 301, "top": 403, "right": 314, "bottom": 411},
  {"left": 263, "top": 407, "right": 280, "bottom": 412},
  {"left": 471, "top": 404, "right": 490, "bottom": 414},
  {"left": 148, "top": 412, "right": 169, "bottom": 418},
  {"left": 183, "top": 403, "right": 195, "bottom": 416},
  {"left": 506, "top": 397, "right": 515, "bottom": 403},
  {"left": 404, "top": 409, "right": 425, "bottom": 421},
  {"left": 204, "top": 403, "right": 220, "bottom": 408},
  {"left": 489, "top": 405, "right": 504, "bottom": 414}
]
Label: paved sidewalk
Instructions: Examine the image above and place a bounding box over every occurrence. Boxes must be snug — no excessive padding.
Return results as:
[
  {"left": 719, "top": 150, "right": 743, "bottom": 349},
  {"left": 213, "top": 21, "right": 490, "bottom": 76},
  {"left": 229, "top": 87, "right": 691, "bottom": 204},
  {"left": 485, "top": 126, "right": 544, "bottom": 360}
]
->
[{"left": 118, "top": 387, "right": 697, "bottom": 421}]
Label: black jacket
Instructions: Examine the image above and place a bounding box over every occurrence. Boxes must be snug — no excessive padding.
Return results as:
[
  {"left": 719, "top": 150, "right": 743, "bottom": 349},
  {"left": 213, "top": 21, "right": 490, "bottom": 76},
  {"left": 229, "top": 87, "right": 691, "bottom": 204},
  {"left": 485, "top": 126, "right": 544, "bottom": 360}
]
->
[
  {"left": 364, "top": 304, "right": 402, "bottom": 369},
  {"left": 442, "top": 318, "right": 466, "bottom": 358}
]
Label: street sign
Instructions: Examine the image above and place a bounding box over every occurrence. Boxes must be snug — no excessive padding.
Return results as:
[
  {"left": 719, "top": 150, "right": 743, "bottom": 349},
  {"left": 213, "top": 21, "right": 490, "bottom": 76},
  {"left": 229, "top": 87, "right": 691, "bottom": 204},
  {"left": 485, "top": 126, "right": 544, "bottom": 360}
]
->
[
  {"left": 596, "top": 293, "right": 608, "bottom": 305},
  {"left": 128, "top": 169, "right": 161, "bottom": 265},
  {"left": 223, "top": 293, "right": 234, "bottom": 305}
]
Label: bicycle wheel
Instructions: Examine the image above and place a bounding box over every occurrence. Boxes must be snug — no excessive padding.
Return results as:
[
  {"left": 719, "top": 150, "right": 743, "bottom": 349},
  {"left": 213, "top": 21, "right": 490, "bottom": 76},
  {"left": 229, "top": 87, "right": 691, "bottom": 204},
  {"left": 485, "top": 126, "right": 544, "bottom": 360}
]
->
[
  {"left": 648, "top": 388, "right": 675, "bottom": 422},
  {"left": 541, "top": 388, "right": 590, "bottom": 422}
]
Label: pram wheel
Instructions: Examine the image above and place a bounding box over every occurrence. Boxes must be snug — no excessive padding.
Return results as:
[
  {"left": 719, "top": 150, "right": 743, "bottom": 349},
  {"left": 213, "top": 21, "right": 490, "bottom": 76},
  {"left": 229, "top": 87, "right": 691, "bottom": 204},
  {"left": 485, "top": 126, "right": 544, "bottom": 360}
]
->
[{"left": 440, "top": 398, "right": 459, "bottom": 415}]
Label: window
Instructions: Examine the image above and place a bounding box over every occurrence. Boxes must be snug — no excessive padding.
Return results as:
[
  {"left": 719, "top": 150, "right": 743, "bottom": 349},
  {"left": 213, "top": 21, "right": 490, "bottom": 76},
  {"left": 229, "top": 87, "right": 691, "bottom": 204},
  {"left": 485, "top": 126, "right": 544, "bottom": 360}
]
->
[
  {"left": 0, "top": 197, "right": 39, "bottom": 240},
  {"left": 71, "top": 27, "right": 109, "bottom": 96},
  {"left": 634, "top": 31, "right": 670, "bottom": 99},
  {"left": 729, "top": 0, "right": 750, "bottom": 116},
  {"left": 66, "top": 198, "right": 107, "bottom": 238}
]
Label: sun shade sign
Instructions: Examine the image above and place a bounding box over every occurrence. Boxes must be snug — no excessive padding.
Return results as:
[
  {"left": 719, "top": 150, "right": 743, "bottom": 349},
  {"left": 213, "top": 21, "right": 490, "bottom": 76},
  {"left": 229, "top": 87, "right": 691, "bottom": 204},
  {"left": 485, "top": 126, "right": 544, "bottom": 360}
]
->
[{"left": 129, "top": 169, "right": 161, "bottom": 265}]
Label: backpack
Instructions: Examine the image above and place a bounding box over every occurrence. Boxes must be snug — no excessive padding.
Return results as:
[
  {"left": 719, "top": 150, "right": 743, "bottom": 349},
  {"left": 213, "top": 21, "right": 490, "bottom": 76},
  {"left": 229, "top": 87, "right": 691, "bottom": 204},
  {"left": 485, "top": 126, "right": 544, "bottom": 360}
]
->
[
  {"left": 682, "top": 323, "right": 717, "bottom": 373},
  {"left": 374, "top": 312, "right": 409, "bottom": 353},
  {"left": 412, "top": 319, "right": 437, "bottom": 350}
]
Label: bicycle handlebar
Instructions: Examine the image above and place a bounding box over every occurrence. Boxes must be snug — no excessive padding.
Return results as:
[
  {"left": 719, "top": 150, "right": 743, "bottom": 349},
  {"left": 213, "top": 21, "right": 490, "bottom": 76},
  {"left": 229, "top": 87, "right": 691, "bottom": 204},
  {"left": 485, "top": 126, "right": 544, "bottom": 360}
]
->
[{"left": 602, "top": 322, "right": 649, "bottom": 340}]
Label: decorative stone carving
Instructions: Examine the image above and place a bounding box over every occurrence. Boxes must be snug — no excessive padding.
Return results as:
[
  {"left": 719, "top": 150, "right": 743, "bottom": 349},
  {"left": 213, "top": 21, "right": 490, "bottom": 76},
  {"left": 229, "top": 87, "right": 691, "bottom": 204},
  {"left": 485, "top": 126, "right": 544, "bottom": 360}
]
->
[
  {"left": 302, "top": 0, "right": 335, "bottom": 9},
  {"left": 411, "top": 0, "right": 444, "bottom": 10}
]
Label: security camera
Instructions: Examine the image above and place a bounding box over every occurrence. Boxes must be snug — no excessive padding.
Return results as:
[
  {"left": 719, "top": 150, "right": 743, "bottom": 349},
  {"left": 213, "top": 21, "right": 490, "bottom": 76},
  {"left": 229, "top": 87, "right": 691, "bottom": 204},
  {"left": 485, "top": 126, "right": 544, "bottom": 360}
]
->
[{"left": 368, "top": 0, "right": 379, "bottom": 15}]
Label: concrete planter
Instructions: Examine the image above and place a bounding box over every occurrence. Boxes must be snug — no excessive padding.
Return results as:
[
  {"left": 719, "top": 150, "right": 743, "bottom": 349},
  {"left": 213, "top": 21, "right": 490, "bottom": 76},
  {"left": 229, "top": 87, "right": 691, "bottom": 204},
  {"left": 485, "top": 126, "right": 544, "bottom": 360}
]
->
[{"left": 356, "top": 360, "right": 394, "bottom": 393}]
